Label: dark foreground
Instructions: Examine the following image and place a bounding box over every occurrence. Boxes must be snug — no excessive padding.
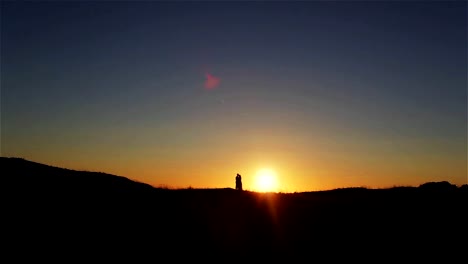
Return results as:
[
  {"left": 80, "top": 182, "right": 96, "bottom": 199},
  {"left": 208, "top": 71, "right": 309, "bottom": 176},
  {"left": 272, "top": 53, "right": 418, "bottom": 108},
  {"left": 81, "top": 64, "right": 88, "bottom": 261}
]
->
[{"left": 3, "top": 157, "right": 467, "bottom": 261}]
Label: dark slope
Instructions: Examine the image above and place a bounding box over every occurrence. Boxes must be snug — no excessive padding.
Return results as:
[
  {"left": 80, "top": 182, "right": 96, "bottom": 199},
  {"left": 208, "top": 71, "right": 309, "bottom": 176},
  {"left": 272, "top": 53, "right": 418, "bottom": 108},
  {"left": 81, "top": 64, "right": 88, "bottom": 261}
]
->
[
  {"left": 3, "top": 157, "right": 467, "bottom": 261},
  {"left": 2, "top": 157, "right": 155, "bottom": 194}
]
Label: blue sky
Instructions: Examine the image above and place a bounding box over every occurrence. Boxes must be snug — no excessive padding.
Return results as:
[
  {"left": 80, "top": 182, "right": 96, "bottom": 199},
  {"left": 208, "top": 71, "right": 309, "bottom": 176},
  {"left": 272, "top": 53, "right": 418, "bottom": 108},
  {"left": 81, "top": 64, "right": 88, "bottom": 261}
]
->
[{"left": 2, "top": 1, "right": 466, "bottom": 191}]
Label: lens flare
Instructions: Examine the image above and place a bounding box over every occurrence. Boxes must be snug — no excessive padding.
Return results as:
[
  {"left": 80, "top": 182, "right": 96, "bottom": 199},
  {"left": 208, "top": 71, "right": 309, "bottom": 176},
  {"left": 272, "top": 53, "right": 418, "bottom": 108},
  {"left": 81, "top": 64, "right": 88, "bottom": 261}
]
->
[{"left": 204, "top": 73, "right": 220, "bottom": 90}]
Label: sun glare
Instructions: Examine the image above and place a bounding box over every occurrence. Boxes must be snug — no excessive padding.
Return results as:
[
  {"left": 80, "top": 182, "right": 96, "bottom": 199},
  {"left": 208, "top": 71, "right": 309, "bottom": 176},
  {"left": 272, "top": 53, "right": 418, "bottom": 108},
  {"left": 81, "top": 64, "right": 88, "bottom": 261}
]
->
[{"left": 254, "top": 168, "right": 278, "bottom": 192}]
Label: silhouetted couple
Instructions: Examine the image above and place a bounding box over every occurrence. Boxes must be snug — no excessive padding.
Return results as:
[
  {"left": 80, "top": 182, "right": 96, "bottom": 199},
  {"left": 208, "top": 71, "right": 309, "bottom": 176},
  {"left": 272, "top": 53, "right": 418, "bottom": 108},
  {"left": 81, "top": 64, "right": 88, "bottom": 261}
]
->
[{"left": 235, "top": 173, "right": 243, "bottom": 191}]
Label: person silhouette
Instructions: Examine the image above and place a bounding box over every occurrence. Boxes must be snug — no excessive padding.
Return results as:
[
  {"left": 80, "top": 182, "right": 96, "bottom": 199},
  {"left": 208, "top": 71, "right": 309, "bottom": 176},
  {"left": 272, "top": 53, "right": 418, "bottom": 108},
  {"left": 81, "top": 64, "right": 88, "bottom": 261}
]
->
[{"left": 235, "top": 173, "right": 243, "bottom": 191}]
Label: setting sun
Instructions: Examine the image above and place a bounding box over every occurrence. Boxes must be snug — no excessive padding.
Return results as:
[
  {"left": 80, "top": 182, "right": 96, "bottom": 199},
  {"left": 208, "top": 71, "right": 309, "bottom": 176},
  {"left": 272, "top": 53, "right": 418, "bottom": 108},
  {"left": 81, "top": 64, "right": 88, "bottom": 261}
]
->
[{"left": 254, "top": 168, "right": 278, "bottom": 192}]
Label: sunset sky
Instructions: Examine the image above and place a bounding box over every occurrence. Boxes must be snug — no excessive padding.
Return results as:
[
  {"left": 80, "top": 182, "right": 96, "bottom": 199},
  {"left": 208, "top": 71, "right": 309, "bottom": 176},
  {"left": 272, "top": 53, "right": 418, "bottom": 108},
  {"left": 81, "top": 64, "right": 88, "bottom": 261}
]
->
[{"left": 2, "top": 1, "right": 466, "bottom": 192}]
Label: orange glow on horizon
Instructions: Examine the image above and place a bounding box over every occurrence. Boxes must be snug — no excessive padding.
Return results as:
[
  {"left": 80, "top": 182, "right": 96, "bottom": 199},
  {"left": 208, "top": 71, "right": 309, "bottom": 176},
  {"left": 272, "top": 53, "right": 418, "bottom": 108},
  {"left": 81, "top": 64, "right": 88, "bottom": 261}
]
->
[{"left": 252, "top": 168, "right": 279, "bottom": 192}]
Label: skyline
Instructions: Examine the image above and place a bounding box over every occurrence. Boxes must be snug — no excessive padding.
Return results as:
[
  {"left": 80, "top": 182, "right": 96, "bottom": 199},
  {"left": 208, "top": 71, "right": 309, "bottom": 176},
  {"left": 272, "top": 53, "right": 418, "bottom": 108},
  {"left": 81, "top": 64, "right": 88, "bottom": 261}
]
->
[{"left": 1, "top": 1, "right": 466, "bottom": 192}]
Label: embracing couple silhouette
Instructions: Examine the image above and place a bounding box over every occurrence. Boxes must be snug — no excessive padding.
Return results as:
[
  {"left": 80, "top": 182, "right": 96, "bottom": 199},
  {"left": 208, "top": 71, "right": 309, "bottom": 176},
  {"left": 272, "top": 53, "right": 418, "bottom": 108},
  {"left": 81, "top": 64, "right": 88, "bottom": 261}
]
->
[{"left": 235, "top": 173, "right": 243, "bottom": 191}]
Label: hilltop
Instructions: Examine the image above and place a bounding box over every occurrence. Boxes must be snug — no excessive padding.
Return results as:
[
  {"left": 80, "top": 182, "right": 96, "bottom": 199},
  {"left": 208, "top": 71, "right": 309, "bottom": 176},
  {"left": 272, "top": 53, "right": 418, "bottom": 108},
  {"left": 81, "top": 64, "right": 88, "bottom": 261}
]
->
[
  {"left": 3, "top": 157, "right": 467, "bottom": 261},
  {"left": 4, "top": 156, "right": 464, "bottom": 193}
]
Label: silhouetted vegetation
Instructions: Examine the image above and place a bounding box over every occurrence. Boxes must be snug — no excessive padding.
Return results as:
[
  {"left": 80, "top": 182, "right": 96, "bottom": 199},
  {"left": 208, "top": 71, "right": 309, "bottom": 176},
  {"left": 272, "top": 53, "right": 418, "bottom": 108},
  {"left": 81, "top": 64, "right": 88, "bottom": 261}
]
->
[{"left": 3, "top": 157, "right": 466, "bottom": 260}]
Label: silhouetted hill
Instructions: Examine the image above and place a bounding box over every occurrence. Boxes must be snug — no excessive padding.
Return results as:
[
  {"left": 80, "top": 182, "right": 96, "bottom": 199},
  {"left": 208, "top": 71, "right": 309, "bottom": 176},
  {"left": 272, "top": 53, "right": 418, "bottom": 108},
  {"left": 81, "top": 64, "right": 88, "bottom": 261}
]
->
[
  {"left": 2, "top": 157, "right": 156, "bottom": 194},
  {"left": 3, "top": 157, "right": 467, "bottom": 261}
]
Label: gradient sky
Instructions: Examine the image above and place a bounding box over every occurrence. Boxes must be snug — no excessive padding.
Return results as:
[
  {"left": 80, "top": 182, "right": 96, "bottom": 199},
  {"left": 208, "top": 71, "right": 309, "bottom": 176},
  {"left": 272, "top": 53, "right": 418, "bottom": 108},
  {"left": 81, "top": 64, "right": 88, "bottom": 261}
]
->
[{"left": 2, "top": 1, "right": 466, "bottom": 192}]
